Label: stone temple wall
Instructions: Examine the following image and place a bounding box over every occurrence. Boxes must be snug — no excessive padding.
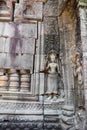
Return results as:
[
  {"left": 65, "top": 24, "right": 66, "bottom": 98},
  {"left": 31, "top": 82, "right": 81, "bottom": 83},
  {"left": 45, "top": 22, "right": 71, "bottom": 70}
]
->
[{"left": 0, "top": 0, "right": 86, "bottom": 130}]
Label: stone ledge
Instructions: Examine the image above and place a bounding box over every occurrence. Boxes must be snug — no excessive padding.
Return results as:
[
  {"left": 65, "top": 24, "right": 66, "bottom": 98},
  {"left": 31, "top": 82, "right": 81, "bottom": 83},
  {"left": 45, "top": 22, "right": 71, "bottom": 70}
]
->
[
  {"left": 0, "top": 100, "right": 64, "bottom": 120},
  {"left": 0, "top": 91, "right": 37, "bottom": 101},
  {"left": 0, "top": 121, "right": 62, "bottom": 130}
]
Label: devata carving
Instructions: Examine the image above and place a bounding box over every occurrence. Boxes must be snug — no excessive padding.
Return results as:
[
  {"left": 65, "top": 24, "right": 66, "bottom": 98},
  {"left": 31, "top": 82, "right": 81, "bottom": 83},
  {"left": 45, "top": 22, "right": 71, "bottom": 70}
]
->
[
  {"left": 40, "top": 50, "right": 65, "bottom": 102},
  {"left": 45, "top": 50, "right": 60, "bottom": 101},
  {"left": 73, "top": 53, "right": 84, "bottom": 107}
]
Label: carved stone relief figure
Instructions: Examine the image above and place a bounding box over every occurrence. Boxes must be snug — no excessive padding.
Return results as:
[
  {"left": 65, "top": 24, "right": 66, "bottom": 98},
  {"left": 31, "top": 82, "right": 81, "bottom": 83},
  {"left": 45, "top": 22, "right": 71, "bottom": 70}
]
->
[
  {"left": 42, "top": 50, "right": 61, "bottom": 101},
  {"left": 73, "top": 53, "right": 84, "bottom": 107}
]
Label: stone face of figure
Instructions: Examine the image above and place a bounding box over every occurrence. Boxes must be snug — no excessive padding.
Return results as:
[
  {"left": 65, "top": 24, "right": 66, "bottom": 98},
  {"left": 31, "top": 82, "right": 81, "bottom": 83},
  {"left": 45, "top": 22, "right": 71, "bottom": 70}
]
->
[
  {"left": 45, "top": 52, "right": 60, "bottom": 101},
  {"left": 74, "top": 55, "right": 83, "bottom": 85}
]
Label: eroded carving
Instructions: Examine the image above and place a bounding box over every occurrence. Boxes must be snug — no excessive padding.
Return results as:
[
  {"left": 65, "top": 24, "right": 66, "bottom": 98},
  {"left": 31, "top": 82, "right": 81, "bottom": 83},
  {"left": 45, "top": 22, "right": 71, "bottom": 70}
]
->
[
  {"left": 40, "top": 50, "right": 64, "bottom": 102},
  {"left": 45, "top": 50, "right": 60, "bottom": 101},
  {"left": 61, "top": 106, "right": 86, "bottom": 130},
  {"left": 73, "top": 53, "right": 84, "bottom": 107}
]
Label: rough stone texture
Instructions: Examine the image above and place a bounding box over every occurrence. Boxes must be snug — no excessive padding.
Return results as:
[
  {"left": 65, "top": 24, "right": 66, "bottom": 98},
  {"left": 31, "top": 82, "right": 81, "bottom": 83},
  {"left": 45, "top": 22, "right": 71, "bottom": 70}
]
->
[
  {"left": 0, "top": 22, "right": 37, "bottom": 38},
  {"left": 43, "top": 0, "right": 60, "bottom": 55},
  {"left": 0, "top": 0, "right": 87, "bottom": 130}
]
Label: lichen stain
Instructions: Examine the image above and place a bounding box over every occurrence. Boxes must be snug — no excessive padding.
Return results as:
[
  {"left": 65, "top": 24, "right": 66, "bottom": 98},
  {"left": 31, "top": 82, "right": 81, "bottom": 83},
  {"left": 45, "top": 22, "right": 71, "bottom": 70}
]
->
[{"left": 9, "top": 23, "right": 23, "bottom": 67}]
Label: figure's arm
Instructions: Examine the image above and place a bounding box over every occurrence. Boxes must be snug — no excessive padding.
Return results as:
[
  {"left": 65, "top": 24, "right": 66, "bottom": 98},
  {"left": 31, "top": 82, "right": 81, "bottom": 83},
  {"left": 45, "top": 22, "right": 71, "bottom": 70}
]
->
[
  {"left": 57, "top": 64, "right": 61, "bottom": 76},
  {"left": 46, "top": 64, "right": 50, "bottom": 71},
  {"left": 40, "top": 64, "right": 50, "bottom": 73}
]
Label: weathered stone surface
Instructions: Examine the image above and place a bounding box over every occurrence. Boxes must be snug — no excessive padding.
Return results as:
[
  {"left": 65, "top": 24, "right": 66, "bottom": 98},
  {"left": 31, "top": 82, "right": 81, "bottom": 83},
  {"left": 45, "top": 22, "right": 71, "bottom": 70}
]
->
[
  {"left": 4, "top": 53, "right": 34, "bottom": 70},
  {"left": 0, "top": 37, "right": 6, "bottom": 53},
  {"left": 19, "top": 54, "right": 34, "bottom": 70},
  {"left": 0, "top": 22, "right": 37, "bottom": 39},
  {"left": 43, "top": 0, "right": 59, "bottom": 55},
  {"left": 44, "top": 17, "right": 59, "bottom": 35},
  {"left": 0, "top": 53, "right": 6, "bottom": 68},
  {"left": 0, "top": 0, "right": 86, "bottom": 129},
  {"left": 4, "top": 38, "right": 35, "bottom": 54},
  {"left": 44, "top": 0, "right": 58, "bottom": 17},
  {"left": 2, "top": 22, "right": 15, "bottom": 37},
  {"left": 18, "top": 23, "right": 37, "bottom": 38},
  {"left": 44, "top": 35, "right": 60, "bottom": 54},
  {"left": 0, "top": 53, "right": 34, "bottom": 70},
  {"left": 80, "top": 8, "right": 87, "bottom": 20},
  {"left": 0, "top": 23, "right": 5, "bottom": 36},
  {"left": 82, "top": 36, "right": 87, "bottom": 52}
]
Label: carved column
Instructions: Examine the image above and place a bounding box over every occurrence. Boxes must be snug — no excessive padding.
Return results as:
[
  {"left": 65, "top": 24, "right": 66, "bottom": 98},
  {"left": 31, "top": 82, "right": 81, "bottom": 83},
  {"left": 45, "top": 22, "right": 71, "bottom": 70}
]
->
[{"left": 58, "top": 1, "right": 78, "bottom": 128}]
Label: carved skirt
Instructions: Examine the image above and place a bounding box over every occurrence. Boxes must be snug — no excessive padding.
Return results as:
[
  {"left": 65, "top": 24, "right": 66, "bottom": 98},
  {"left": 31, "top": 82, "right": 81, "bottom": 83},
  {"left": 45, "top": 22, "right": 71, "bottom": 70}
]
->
[{"left": 46, "top": 74, "right": 58, "bottom": 94}]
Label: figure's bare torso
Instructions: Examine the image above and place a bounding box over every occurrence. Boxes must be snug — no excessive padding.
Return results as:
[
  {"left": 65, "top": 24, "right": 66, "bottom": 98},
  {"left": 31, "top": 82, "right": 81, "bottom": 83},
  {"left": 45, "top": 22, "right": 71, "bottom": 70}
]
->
[{"left": 48, "top": 63, "right": 58, "bottom": 74}]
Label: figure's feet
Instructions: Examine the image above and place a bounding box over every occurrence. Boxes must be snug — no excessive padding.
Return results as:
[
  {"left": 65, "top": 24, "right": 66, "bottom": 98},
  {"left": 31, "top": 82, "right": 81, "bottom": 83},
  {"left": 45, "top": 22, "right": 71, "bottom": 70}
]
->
[
  {"left": 51, "top": 96, "right": 57, "bottom": 102},
  {"left": 45, "top": 96, "right": 52, "bottom": 102}
]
